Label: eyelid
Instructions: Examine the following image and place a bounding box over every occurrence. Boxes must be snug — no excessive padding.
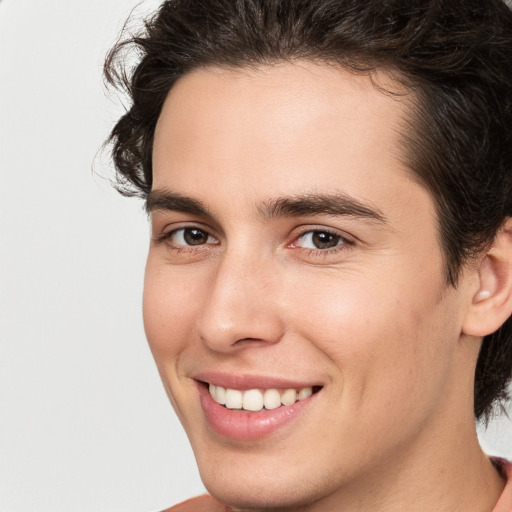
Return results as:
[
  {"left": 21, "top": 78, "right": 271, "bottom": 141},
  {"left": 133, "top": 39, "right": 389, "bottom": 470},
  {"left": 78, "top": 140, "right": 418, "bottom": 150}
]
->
[
  {"left": 288, "top": 226, "right": 355, "bottom": 246},
  {"left": 173, "top": 228, "right": 218, "bottom": 246},
  {"left": 293, "top": 231, "right": 342, "bottom": 249},
  {"left": 154, "top": 222, "right": 220, "bottom": 246},
  {"left": 285, "top": 226, "right": 357, "bottom": 263},
  {"left": 151, "top": 209, "right": 223, "bottom": 236}
]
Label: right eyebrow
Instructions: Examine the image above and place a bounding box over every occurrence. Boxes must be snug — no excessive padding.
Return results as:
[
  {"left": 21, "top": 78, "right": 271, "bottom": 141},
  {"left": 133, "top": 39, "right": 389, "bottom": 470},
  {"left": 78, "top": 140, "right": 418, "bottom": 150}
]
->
[
  {"left": 259, "top": 192, "right": 386, "bottom": 223},
  {"left": 146, "top": 189, "right": 212, "bottom": 217}
]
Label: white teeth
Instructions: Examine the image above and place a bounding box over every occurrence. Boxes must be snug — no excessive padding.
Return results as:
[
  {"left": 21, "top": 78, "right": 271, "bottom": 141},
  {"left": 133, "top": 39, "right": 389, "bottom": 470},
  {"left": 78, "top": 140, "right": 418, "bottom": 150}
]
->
[
  {"left": 263, "top": 389, "right": 281, "bottom": 410},
  {"left": 209, "top": 384, "right": 226, "bottom": 405},
  {"left": 298, "top": 387, "right": 313, "bottom": 400},
  {"left": 209, "top": 384, "right": 315, "bottom": 411},
  {"left": 242, "top": 389, "right": 264, "bottom": 411},
  {"left": 280, "top": 388, "right": 297, "bottom": 406},
  {"left": 216, "top": 386, "right": 226, "bottom": 404},
  {"left": 225, "top": 388, "right": 243, "bottom": 409}
]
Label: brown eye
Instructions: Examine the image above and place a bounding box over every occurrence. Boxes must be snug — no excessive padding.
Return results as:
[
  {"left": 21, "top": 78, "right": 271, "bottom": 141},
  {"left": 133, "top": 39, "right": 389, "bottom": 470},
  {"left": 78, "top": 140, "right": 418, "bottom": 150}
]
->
[
  {"left": 311, "top": 231, "right": 342, "bottom": 249},
  {"left": 183, "top": 228, "right": 209, "bottom": 245},
  {"left": 169, "top": 227, "right": 217, "bottom": 246},
  {"left": 295, "top": 230, "right": 344, "bottom": 250}
]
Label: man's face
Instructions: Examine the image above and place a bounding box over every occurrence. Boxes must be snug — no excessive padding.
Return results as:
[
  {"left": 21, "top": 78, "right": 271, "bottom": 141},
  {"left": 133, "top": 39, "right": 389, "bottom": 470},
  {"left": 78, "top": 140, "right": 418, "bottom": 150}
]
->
[{"left": 145, "top": 62, "right": 475, "bottom": 509}]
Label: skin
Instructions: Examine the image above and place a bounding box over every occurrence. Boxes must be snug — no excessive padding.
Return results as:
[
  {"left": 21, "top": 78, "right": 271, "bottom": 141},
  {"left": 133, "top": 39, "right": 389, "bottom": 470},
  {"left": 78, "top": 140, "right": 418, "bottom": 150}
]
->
[{"left": 145, "top": 62, "right": 505, "bottom": 511}]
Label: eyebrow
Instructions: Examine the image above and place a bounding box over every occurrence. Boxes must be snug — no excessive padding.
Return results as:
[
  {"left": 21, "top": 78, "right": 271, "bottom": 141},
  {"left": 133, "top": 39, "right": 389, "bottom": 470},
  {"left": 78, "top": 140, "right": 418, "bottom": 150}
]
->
[
  {"left": 146, "top": 190, "right": 211, "bottom": 216},
  {"left": 146, "top": 189, "right": 386, "bottom": 223},
  {"left": 259, "top": 192, "right": 386, "bottom": 223}
]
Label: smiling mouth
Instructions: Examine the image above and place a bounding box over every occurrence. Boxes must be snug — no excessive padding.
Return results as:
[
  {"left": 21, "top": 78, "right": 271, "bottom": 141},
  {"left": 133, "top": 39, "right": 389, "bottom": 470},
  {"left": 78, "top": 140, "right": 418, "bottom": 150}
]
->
[{"left": 205, "top": 382, "right": 323, "bottom": 412}]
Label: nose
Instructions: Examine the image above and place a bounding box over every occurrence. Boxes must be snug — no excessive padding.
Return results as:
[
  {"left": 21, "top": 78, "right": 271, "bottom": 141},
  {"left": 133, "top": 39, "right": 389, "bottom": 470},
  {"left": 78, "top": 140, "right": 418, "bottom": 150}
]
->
[{"left": 195, "top": 249, "right": 285, "bottom": 353}]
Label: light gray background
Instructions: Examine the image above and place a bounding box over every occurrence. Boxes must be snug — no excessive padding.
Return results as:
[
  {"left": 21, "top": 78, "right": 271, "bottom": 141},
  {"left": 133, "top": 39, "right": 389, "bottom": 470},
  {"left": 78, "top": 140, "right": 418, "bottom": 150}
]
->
[{"left": 0, "top": 1, "right": 510, "bottom": 511}]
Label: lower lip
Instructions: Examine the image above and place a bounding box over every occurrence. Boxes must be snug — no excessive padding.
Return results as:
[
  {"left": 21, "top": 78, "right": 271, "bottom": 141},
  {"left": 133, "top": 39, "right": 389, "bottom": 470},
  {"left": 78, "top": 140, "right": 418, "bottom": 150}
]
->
[{"left": 198, "top": 383, "right": 317, "bottom": 441}]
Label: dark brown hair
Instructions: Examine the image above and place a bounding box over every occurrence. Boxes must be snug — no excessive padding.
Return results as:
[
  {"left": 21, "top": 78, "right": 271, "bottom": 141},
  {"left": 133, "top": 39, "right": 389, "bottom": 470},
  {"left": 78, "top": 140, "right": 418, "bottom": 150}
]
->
[{"left": 104, "top": 0, "right": 512, "bottom": 421}]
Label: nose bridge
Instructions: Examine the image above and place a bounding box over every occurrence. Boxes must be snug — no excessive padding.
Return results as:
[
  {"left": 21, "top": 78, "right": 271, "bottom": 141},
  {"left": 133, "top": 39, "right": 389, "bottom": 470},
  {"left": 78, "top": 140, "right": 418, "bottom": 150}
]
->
[{"left": 196, "top": 242, "right": 283, "bottom": 351}]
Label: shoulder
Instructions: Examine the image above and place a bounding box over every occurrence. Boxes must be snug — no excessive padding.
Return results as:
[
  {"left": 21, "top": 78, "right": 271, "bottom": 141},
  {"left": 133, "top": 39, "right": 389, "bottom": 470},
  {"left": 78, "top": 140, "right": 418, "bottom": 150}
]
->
[{"left": 161, "top": 494, "right": 231, "bottom": 512}]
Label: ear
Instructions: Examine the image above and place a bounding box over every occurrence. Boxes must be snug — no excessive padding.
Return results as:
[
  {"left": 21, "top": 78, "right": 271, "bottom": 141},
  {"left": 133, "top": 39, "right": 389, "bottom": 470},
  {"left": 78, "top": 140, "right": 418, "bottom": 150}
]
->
[{"left": 462, "top": 219, "right": 512, "bottom": 337}]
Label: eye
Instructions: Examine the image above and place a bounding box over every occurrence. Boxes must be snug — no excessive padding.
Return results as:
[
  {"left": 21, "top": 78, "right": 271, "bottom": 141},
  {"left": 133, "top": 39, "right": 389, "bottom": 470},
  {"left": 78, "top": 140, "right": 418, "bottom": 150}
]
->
[
  {"left": 168, "top": 227, "right": 217, "bottom": 246},
  {"left": 293, "top": 230, "right": 345, "bottom": 250}
]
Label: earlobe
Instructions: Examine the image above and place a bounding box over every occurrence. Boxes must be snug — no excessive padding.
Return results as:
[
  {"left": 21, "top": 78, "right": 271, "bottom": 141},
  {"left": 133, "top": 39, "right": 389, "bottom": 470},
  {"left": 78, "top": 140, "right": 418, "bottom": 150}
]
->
[{"left": 462, "top": 219, "right": 512, "bottom": 337}]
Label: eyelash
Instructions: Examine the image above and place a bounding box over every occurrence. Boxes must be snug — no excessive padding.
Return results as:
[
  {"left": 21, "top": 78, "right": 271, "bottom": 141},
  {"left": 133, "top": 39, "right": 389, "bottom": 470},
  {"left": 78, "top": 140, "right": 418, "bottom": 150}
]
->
[
  {"left": 155, "top": 226, "right": 355, "bottom": 258},
  {"left": 288, "top": 229, "right": 354, "bottom": 257},
  {"left": 155, "top": 226, "right": 218, "bottom": 251}
]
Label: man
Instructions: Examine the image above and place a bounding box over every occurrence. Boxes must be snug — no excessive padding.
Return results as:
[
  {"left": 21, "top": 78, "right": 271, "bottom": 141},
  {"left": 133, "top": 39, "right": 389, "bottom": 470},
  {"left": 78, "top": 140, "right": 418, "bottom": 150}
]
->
[{"left": 105, "top": 1, "right": 512, "bottom": 510}]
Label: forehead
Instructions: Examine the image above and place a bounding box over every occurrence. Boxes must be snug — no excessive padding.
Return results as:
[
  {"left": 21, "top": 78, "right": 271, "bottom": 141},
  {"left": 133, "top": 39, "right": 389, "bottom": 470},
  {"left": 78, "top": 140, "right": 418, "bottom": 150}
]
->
[
  {"left": 154, "top": 62, "right": 412, "bottom": 154},
  {"left": 152, "top": 61, "right": 424, "bottom": 220}
]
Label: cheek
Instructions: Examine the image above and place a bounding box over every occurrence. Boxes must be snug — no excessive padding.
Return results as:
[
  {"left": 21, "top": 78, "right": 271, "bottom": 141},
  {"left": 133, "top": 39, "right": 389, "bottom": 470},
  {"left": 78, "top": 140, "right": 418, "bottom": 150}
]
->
[
  {"left": 284, "top": 267, "right": 458, "bottom": 416},
  {"left": 142, "top": 260, "right": 202, "bottom": 359},
  {"left": 142, "top": 260, "right": 210, "bottom": 424}
]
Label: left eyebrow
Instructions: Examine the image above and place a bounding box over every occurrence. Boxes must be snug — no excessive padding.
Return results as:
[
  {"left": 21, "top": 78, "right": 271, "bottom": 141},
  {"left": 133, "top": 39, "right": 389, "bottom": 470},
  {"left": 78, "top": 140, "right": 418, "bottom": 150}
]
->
[
  {"left": 145, "top": 189, "right": 212, "bottom": 217},
  {"left": 259, "top": 192, "right": 387, "bottom": 223}
]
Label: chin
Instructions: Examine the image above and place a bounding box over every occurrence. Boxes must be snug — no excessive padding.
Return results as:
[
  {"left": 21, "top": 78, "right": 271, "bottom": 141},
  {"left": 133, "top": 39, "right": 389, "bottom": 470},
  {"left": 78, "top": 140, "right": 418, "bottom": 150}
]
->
[
  {"left": 192, "top": 442, "right": 338, "bottom": 511},
  {"left": 202, "top": 473, "right": 325, "bottom": 511}
]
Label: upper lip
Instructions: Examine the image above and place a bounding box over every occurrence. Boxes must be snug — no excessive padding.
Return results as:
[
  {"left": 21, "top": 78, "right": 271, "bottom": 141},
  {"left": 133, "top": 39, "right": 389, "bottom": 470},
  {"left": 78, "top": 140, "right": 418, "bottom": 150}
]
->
[{"left": 193, "top": 371, "right": 323, "bottom": 390}]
